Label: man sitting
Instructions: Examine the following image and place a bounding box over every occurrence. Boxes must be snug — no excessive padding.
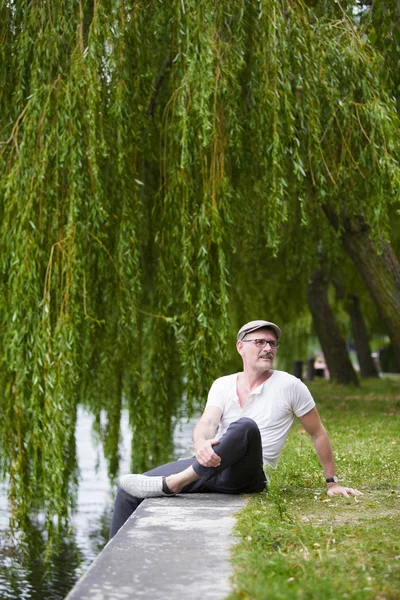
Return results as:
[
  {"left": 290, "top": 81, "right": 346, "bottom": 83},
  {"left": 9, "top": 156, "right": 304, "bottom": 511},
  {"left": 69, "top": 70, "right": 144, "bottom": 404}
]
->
[{"left": 110, "top": 320, "right": 361, "bottom": 537}]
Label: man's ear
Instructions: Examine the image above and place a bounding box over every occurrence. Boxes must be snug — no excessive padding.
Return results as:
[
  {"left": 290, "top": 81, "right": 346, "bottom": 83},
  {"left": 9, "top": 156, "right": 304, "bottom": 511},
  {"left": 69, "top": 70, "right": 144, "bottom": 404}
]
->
[{"left": 236, "top": 340, "right": 244, "bottom": 357}]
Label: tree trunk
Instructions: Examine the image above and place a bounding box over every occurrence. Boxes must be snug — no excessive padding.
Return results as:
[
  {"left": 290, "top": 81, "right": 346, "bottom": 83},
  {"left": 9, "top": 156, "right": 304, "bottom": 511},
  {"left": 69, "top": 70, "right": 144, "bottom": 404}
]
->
[
  {"left": 293, "top": 360, "right": 303, "bottom": 380},
  {"left": 323, "top": 209, "right": 400, "bottom": 367},
  {"left": 306, "top": 357, "right": 315, "bottom": 381},
  {"left": 347, "top": 294, "right": 379, "bottom": 378},
  {"left": 307, "top": 268, "right": 359, "bottom": 385}
]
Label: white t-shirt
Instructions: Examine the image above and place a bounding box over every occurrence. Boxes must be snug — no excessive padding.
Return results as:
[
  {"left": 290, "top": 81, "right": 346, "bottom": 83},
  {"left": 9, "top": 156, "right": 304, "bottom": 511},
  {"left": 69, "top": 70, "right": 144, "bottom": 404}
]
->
[{"left": 205, "top": 370, "right": 315, "bottom": 468}]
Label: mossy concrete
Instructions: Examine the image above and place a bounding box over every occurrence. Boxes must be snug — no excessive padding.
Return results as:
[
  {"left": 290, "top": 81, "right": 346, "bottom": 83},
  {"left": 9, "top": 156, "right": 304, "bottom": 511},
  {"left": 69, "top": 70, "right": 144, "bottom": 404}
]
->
[{"left": 66, "top": 493, "right": 247, "bottom": 600}]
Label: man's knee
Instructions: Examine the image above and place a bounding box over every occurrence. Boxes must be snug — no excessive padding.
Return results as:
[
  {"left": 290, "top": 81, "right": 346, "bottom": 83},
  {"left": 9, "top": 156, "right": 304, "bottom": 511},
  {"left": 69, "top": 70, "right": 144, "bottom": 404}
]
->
[{"left": 230, "top": 417, "right": 261, "bottom": 439}]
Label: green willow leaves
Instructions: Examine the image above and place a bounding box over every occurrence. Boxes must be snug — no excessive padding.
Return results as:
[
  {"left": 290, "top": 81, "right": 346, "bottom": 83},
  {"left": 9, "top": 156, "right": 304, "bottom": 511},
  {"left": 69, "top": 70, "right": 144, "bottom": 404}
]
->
[{"left": 0, "top": 0, "right": 399, "bottom": 529}]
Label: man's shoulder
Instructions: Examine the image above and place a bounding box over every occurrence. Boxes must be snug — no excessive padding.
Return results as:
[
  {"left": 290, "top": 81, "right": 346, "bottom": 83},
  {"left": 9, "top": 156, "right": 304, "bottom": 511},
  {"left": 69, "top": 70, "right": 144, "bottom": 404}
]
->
[
  {"left": 271, "top": 371, "right": 315, "bottom": 406},
  {"left": 206, "top": 372, "right": 238, "bottom": 407},
  {"left": 272, "top": 370, "right": 303, "bottom": 386},
  {"left": 212, "top": 372, "right": 239, "bottom": 388},
  {"left": 271, "top": 371, "right": 312, "bottom": 394}
]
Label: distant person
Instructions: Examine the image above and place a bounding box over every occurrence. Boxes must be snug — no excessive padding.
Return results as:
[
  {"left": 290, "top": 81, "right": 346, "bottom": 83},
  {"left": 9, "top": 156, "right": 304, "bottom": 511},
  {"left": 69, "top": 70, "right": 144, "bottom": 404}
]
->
[
  {"left": 110, "top": 320, "right": 361, "bottom": 537},
  {"left": 314, "top": 353, "right": 330, "bottom": 379}
]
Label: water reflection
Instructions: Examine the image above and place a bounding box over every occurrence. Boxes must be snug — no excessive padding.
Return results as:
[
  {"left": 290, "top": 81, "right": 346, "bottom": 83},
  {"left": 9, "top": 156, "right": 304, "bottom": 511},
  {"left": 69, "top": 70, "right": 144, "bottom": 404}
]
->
[
  {"left": 0, "top": 407, "right": 196, "bottom": 599},
  {"left": 0, "top": 519, "right": 83, "bottom": 600}
]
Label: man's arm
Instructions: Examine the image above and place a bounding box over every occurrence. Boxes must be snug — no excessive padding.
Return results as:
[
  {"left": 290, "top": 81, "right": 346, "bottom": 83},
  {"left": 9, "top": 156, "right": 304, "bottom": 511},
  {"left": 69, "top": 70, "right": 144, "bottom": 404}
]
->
[
  {"left": 299, "top": 407, "right": 362, "bottom": 497},
  {"left": 193, "top": 406, "right": 223, "bottom": 468}
]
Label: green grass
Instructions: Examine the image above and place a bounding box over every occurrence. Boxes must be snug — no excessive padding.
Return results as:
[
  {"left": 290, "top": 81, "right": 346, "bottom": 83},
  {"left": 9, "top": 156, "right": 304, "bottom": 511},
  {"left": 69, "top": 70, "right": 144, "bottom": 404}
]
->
[{"left": 229, "top": 378, "right": 400, "bottom": 600}]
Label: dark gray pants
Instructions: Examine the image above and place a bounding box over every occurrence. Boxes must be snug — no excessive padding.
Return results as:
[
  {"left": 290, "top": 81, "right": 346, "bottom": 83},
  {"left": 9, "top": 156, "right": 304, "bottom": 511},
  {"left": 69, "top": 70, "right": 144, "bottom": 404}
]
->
[{"left": 110, "top": 417, "right": 266, "bottom": 538}]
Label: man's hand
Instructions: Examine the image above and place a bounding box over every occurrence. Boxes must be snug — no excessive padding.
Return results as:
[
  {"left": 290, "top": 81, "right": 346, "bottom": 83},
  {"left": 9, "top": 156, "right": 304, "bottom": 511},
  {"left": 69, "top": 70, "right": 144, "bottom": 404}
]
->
[
  {"left": 327, "top": 484, "right": 363, "bottom": 498},
  {"left": 195, "top": 439, "right": 221, "bottom": 468}
]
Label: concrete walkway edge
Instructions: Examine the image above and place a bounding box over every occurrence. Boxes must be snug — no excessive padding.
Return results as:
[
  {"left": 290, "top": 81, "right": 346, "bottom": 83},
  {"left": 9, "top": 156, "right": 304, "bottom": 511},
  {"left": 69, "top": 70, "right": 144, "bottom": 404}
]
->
[{"left": 66, "top": 493, "right": 247, "bottom": 600}]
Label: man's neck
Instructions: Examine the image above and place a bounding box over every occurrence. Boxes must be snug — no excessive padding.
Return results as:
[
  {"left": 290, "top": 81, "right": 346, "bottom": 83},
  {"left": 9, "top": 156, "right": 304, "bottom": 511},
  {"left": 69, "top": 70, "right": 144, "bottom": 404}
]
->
[{"left": 239, "top": 369, "right": 274, "bottom": 395}]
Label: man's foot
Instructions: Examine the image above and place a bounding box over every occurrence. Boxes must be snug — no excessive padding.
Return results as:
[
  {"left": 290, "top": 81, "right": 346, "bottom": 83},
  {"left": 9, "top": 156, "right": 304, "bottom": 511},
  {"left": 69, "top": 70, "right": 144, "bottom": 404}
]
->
[{"left": 119, "top": 474, "right": 176, "bottom": 498}]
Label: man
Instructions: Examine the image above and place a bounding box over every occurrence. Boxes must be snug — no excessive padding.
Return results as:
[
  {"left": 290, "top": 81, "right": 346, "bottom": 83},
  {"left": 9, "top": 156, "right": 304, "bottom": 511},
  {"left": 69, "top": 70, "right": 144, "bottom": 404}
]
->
[{"left": 110, "top": 320, "right": 361, "bottom": 537}]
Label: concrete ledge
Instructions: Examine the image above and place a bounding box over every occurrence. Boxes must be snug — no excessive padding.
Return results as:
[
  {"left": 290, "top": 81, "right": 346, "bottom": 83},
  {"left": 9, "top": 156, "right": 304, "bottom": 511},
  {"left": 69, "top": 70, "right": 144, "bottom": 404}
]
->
[{"left": 66, "top": 493, "right": 247, "bottom": 600}]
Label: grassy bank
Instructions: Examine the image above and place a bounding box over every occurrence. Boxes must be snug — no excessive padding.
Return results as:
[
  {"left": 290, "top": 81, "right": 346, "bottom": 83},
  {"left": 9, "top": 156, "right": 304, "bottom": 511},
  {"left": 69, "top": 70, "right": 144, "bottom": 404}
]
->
[{"left": 229, "top": 378, "right": 400, "bottom": 600}]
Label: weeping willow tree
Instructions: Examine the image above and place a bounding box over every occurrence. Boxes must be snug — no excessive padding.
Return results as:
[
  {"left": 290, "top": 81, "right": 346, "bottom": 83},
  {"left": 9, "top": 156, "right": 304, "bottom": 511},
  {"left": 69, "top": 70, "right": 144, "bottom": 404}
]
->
[{"left": 1, "top": 0, "right": 399, "bottom": 530}]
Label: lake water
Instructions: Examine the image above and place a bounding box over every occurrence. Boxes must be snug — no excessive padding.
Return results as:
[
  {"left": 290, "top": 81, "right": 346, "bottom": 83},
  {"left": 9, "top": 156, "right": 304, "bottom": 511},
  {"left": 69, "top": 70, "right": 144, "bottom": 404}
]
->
[{"left": 0, "top": 407, "right": 197, "bottom": 600}]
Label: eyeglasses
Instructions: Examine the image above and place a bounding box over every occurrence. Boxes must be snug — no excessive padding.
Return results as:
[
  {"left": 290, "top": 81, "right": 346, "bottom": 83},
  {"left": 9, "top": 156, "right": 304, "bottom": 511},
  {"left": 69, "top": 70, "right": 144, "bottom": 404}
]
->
[{"left": 241, "top": 339, "right": 280, "bottom": 349}]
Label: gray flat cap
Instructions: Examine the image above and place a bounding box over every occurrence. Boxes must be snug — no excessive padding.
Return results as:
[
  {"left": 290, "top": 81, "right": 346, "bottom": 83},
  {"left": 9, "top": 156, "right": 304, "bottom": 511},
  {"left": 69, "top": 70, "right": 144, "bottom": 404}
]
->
[{"left": 237, "top": 320, "right": 281, "bottom": 341}]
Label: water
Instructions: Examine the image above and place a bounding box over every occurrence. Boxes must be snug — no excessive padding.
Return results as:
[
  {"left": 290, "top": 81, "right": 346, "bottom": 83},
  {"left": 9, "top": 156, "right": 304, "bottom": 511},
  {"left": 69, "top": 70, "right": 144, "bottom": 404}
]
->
[{"left": 0, "top": 407, "right": 197, "bottom": 600}]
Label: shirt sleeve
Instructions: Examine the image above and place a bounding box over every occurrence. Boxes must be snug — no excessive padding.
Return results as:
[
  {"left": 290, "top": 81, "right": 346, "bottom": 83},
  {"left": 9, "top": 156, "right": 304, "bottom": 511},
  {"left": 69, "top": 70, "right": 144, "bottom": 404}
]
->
[
  {"left": 205, "top": 378, "right": 226, "bottom": 411},
  {"left": 291, "top": 380, "right": 316, "bottom": 417}
]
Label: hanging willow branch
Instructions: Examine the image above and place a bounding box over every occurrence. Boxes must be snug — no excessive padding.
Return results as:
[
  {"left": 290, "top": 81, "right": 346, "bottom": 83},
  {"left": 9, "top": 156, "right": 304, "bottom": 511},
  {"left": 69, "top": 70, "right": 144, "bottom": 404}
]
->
[{"left": 0, "top": 0, "right": 399, "bottom": 532}]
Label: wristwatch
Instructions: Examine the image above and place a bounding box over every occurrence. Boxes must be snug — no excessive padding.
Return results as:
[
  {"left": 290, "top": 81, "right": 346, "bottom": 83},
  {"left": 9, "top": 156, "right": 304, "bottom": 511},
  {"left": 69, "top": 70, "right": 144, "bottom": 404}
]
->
[{"left": 326, "top": 475, "right": 339, "bottom": 484}]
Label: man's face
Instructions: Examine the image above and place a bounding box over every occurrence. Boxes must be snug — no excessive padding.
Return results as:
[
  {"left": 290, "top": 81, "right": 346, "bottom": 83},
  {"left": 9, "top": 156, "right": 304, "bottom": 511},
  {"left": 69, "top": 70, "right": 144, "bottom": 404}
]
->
[{"left": 236, "top": 327, "right": 278, "bottom": 372}]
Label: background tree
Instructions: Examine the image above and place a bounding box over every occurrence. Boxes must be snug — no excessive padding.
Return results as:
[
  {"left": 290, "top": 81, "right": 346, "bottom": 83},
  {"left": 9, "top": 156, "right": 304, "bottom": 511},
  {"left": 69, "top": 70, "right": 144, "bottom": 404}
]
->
[{"left": 346, "top": 293, "right": 380, "bottom": 378}]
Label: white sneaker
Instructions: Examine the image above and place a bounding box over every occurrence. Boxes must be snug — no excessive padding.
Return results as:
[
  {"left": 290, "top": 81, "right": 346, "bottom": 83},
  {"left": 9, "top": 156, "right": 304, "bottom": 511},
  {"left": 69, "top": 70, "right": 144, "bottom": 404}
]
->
[{"left": 119, "top": 474, "right": 175, "bottom": 498}]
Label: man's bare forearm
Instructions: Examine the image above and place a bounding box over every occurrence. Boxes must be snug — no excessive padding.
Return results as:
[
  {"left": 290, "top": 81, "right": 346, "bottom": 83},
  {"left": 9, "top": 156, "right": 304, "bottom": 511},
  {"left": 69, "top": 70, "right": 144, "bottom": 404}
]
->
[
  {"left": 312, "top": 429, "right": 363, "bottom": 497},
  {"left": 311, "top": 428, "right": 336, "bottom": 479},
  {"left": 193, "top": 419, "right": 218, "bottom": 450}
]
